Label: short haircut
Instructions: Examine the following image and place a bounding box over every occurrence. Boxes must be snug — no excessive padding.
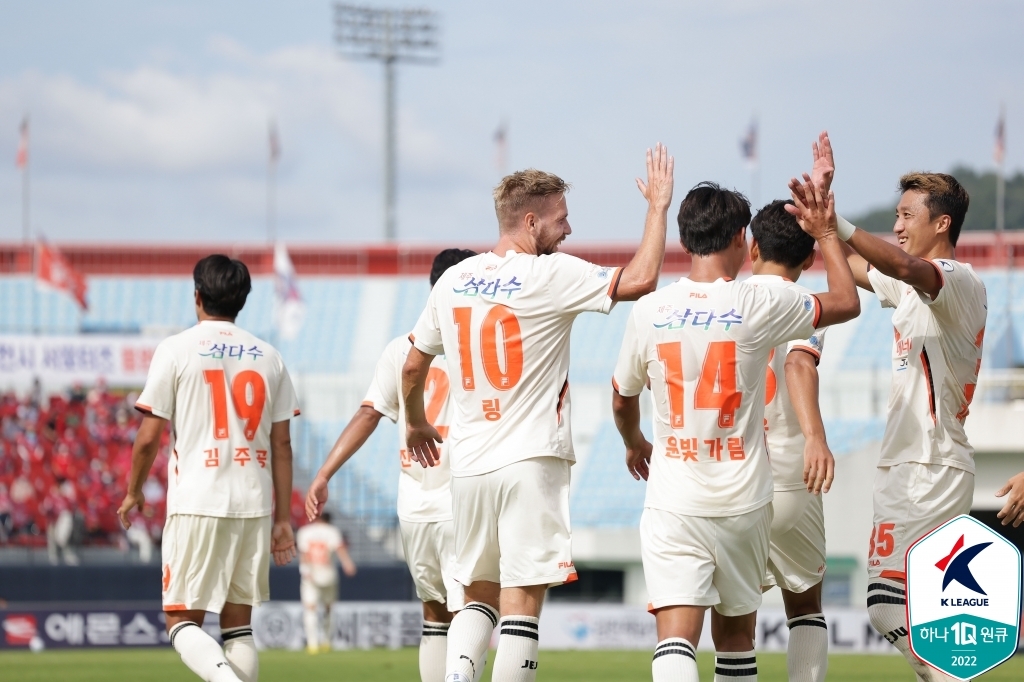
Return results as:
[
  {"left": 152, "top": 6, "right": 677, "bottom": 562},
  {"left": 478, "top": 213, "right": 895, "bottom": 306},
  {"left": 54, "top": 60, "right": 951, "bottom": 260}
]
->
[
  {"left": 430, "top": 248, "right": 478, "bottom": 287},
  {"left": 320, "top": 511, "right": 332, "bottom": 524},
  {"left": 493, "top": 169, "right": 571, "bottom": 227},
  {"left": 677, "top": 182, "right": 751, "bottom": 256},
  {"left": 193, "top": 254, "right": 252, "bottom": 319},
  {"left": 899, "top": 172, "right": 970, "bottom": 246},
  {"left": 750, "top": 200, "right": 814, "bottom": 268}
]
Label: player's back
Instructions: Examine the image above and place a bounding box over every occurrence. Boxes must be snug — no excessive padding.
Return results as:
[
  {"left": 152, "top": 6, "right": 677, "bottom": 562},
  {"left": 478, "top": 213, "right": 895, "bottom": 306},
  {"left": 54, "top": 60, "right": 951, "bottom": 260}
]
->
[
  {"left": 137, "top": 320, "right": 299, "bottom": 519},
  {"left": 746, "top": 275, "right": 827, "bottom": 491},
  {"left": 615, "top": 277, "right": 820, "bottom": 516},
  {"left": 413, "top": 250, "right": 620, "bottom": 476}
]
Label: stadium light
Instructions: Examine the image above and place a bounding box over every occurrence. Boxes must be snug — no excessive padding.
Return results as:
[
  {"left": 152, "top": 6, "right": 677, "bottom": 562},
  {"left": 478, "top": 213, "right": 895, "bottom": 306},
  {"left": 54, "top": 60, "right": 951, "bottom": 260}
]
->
[{"left": 334, "top": 4, "right": 440, "bottom": 242}]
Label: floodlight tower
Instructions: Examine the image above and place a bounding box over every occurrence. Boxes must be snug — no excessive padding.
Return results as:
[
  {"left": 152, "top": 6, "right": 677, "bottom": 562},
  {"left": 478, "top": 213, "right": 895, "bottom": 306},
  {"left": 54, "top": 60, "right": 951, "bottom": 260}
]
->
[{"left": 334, "top": 4, "right": 440, "bottom": 242}]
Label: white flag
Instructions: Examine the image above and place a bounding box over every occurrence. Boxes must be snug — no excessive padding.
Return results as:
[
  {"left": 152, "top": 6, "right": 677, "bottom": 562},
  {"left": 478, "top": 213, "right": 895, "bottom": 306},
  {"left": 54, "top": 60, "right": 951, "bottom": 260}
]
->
[{"left": 273, "top": 242, "right": 304, "bottom": 340}]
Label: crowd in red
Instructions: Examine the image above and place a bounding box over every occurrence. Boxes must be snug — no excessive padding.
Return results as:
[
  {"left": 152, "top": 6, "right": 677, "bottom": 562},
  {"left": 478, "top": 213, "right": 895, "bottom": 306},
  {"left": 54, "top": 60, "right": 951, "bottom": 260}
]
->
[{"left": 0, "top": 386, "right": 309, "bottom": 549}]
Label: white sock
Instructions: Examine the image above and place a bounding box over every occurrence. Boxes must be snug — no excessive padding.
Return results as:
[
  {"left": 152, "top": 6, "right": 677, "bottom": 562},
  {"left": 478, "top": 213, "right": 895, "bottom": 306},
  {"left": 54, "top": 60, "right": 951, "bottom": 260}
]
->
[
  {"left": 169, "top": 621, "right": 242, "bottom": 682},
  {"left": 445, "top": 602, "right": 498, "bottom": 682},
  {"left": 491, "top": 616, "right": 540, "bottom": 682},
  {"left": 652, "top": 638, "right": 699, "bottom": 682},
  {"left": 221, "top": 626, "right": 258, "bottom": 682},
  {"left": 786, "top": 614, "right": 827, "bottom": 682},
  {"left": 474, "top": 651, "right": 489, "bottom": 682},
  {"left": 867, "top": 579, "right": 933, "bottom": 679},
  {"left": 303, "top": 609, "right": 319, "bottom": 650},
  {"left": 714, "top": 650, "right": 758, "bottom": 681},
  {"left": 420, "top": 621, "right": 449, "bottom": 682}
]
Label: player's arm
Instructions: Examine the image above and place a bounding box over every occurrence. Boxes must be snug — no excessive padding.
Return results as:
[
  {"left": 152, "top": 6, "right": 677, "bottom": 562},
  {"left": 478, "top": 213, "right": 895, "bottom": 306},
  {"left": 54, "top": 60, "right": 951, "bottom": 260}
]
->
[
  {"left": 843, "top": 227, "right": 942, "bottom": 300},
  {"left": 402, "top": 346, "right": 442, "bottom": 468},
  {"left": 117, "top": 414, "right": 167, "bottom": 529},
  {"left": 270, "top": 419, "right": 297, "bottom": 566},
  {"left": 784, "top": 351, "right": 835, "bottom": 495},
  {"left": 996, "top": 471, "right": 1024, "bottom": 528},
  {"left": 305, "top": 405, "right": 384, "bottom": 521},
  {"left": 785, "top": 180, "right": 860, "bottom": 327},
  {"left": 336, "top": 543, "right": 357, "bottom": 577},
  {"left": 614, "top": 143, "right": 674, "bottom": 301},
  {"left": 612, "top": 391, "right": 652, "bottom": 482}
]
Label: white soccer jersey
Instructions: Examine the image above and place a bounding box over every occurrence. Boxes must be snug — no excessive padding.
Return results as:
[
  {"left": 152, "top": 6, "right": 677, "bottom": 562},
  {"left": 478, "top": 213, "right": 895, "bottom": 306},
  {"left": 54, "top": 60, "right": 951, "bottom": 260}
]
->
[
  {"left": 868, "top": 259, "right": 987, "bottom": 473},
  {"left": 411, "top": 250, "right": 621, "bottom": 477},
  {"left": 136, "top": 320, "right": 300, "bottom": 518},
  {"left": 363, "top": 335, "right": 454, "bottom": 522},
  {"left": 746, "top": 275, "right": 828, "bottom": 491},
  {"left": 613, "top": 277, "right": 821, "bottom": 517},
  {"left": 297, "top": 521, "right": 344, "bottom": 586}
]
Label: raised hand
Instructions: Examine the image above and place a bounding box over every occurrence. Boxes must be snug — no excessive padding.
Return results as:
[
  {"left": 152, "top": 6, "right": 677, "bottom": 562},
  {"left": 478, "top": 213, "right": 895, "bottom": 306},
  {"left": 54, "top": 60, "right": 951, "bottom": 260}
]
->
[
  {"left": 810, "top": 131, "right": 835, "bottom": 193},
  {"left": 635, "top": 143, "right": 675, "bottom": 212},
  {"left": 406, "top": 422, "right": 443, "bottom": 468},
  {"left": 785, "top": 176, "right": 837, "bottom": 242}
]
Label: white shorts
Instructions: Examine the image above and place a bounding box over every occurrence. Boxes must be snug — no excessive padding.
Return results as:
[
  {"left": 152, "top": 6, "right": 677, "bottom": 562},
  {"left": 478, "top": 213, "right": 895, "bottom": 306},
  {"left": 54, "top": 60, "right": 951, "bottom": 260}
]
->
[
  {"left": 162, "top": 514, "right": 270, "bottom": 613},
  {"left": 400, "top": 518, "right": 465, "bottom": 611},
  {"left": 300, "top": 578, "right": 337, "bottom": 607},
  {"left": 641, "top": 504, "right": 772, "bottom": 617},
  {"left": 764, "top": 490, "right": 826, "bottom": 593},
  {"left": 869, "top": 462, "right": 974, "bottom": 580},
  {"left": 451, "top": 456, "right": 575, "bottom": 588}
]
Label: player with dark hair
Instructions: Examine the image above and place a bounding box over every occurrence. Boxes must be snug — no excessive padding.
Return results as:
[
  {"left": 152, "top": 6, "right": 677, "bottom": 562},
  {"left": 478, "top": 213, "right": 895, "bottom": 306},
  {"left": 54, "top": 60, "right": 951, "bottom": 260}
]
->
[
  {"left": 305, "top": 248, "right": 478, "bottom": 682},
  {"left": 713, "top": 198, "right": 835, "bottom": 682},
  {"left": 612, "top": 181, "right": 859, "bottom": 682},
  {"left": 797, "top": 133, "right": 987, "bottom": 682},
  {"left": 119, "top": 254, "right": 300, "bottom": 682}
]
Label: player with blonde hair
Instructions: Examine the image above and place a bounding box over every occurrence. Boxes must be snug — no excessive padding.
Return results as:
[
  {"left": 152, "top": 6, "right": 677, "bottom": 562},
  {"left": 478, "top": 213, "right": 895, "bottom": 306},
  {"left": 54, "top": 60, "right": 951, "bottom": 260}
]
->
[
  {"left": 119, "top": 255, "right": 300, "bottom": 682},
  {"left": 404, "top": 145, "right": 675, "bottom": 682}
]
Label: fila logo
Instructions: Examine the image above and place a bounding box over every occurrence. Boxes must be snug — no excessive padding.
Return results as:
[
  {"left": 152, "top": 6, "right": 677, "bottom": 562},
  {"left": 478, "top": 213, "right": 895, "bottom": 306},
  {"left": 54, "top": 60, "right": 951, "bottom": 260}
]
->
[
  {"left": 689, "top": 292, "right": 707, "bottom": 298},
  {"left": 558, "top": 561, "right": 574, "bottom": 569},
  {"left": 936, "top": 534, "right": 992, "bottom": 595},
  {"left": 520, "top": 660, "right": 538, "bottom": 670}
]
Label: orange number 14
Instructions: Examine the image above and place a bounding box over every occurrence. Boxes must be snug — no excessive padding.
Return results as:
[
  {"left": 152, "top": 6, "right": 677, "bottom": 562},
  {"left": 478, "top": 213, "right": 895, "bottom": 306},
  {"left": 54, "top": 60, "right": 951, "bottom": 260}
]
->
[{"left": 656, "top": 340, "right": 742, "bottom": 430}]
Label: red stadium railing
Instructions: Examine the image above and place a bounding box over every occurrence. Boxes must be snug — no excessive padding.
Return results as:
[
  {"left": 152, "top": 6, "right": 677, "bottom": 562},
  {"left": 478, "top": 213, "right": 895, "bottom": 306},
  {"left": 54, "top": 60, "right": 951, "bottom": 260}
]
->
[{"left": 0, "top": 232, "right": 1022, "bottom": 277}]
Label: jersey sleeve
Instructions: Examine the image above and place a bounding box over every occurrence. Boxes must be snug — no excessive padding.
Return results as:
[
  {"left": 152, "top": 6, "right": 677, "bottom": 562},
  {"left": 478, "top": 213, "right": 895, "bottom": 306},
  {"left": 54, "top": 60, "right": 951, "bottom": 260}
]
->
[
  {"left": 612, "top": 307, "right": 646, "bottom": 397},
  {"left": 362, "top": 339, "right": 402, "bottom": 423},
  {"left": 765, "top": 287, "right": 820, "bottom": 349},
  {"left": 867, "top": 267, "right": 905, "bottom": 309},
  {"left": 922, "top": 259, "right": 975, "bottom": 322},
  {"left": 548, "top": 253, "right": 621, "bottom": 316},
  {"left": 135, "top": 341, "right": 177, "bottom": 420},
  {"left": 410, "top": 285, "right": 445, "bottom": 356},
  {"left": 271, "top": 356, "right": 301, "bottom": 422},
  {"left": 787, "top": 326, "right": 827, "bottom": 365}
]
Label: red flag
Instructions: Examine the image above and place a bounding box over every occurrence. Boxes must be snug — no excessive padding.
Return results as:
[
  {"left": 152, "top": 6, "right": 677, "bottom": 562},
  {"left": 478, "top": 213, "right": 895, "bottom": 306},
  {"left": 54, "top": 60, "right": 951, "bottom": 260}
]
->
[
  {"left": 15, "top": 117, "right": 28, "bottom": 169},
  {"left": 37, "top": 241, "right": 88, "bottom": 309}
]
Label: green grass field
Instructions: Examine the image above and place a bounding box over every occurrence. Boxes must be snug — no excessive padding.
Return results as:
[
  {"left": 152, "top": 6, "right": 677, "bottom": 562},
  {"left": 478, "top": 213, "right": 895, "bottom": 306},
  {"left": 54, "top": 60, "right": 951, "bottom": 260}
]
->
[{"left": 2, "top": 648, "right": 1023, "bottom": 681}]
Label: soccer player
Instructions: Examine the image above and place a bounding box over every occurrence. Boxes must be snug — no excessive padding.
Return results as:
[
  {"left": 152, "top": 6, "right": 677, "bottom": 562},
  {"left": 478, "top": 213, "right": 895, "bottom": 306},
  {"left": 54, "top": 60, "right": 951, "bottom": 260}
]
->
[
  {"left": 304, "top": 247, "right": 478, "bottom": 682},
  {"left": 797, "top": 133, "right": 986, "bottom": 682},
  {"left": 404, "top": 145, "right": 675, "bottom": 682},
  {"left": 117, "top": 255, "right": 300, "bottom": 682},
  {"left": 612, "top": 181, "right": 859, "bottom": 682},
  {"left": 714, "top": 199, "right": 836, "bottom": 682},
  {"left": 296, "top": 511, "right": 356, "bottom": 653}
]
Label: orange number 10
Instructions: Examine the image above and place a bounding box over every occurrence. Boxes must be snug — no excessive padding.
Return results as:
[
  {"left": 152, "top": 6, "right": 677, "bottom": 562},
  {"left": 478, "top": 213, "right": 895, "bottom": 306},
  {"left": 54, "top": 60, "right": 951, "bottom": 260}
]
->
[
  {"left": 453, "top": 306, "right": 524, "bottom": 391},
  {"left": 203, "top": 369, "right": 267, "bottom": 441},
  {"left": 656, "top": 341, "right": 742, "bottom": 429}
]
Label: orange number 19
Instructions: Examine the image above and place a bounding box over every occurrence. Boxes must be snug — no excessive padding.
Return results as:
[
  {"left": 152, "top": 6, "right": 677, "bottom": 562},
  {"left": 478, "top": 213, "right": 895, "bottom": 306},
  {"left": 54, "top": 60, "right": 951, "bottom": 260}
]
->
[{"left": 203, "top": 369, "right": 267, "bottom": 441}]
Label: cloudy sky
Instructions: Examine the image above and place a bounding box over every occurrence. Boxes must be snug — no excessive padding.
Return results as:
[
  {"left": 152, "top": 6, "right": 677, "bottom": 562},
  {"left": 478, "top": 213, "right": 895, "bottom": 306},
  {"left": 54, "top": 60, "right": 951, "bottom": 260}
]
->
[{"left": 0, "top": 1, "right": 1021, "bottom": 245}]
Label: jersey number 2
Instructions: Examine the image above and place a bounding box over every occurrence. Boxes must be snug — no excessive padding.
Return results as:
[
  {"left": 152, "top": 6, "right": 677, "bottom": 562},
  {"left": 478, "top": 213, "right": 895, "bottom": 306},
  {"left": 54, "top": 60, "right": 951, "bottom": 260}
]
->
[
  {"left": 203, "top": 369, "right": 266, "bottom": 440},
  {"left": 453, "top": 306, "right": 524, "bottom": 391},
  {"left": 657, "top": 340, "right": 742, "bottom": 429}
]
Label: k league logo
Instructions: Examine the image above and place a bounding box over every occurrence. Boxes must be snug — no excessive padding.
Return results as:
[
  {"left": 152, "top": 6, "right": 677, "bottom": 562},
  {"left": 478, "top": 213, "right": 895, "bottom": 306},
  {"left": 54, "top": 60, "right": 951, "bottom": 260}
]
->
[{"left": 906, "top": 515, "right": 1021, "bottom": 680}]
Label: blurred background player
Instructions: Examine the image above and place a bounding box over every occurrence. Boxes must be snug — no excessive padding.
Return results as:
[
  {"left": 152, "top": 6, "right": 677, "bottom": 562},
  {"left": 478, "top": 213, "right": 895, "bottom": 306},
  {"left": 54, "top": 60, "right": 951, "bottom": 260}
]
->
[
  {"left": 403, "top": 145, "right": 674, "bottom": 682},
  {"left": 296, "top": 511, "right": 356, "bottom": 653},
  {"left": 797, "top": 133, "right": 986, "bottom": 682},
  {"left": 721, "top": 199, "right": 836, "bottom": 682},
  {"left": 305, "top": 248, "right": 478, "bottom": 681},
  {"left": 612, "top": 181, "right": 859, "bottom": 682},
  {"left": 117, "top": 255, "right": 300, "bottom": 682}
]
